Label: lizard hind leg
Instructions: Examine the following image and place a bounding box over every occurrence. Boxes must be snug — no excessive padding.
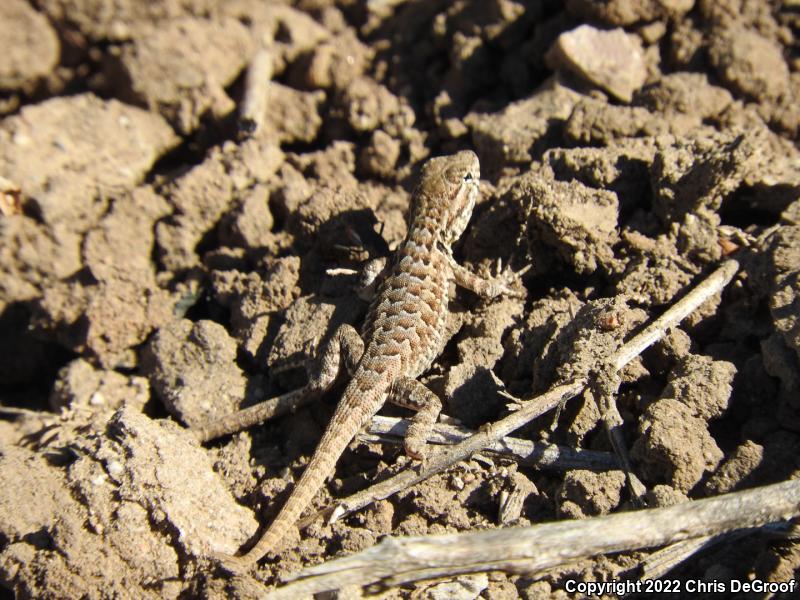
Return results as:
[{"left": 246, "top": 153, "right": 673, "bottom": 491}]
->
[
  {"left": 192, "top": 324, "right": 364, "bottom": 442},
  {"left": 388, "top": 378, "right": 442, "bottom": 460},
  {"left": 310, "top": 323, "right": 365, "bottom": 390}
]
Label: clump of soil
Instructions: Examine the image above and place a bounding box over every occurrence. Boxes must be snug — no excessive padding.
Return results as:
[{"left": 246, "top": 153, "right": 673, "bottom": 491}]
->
[{"left": 1, "top": 1, "right": 799, "bottom": 598}]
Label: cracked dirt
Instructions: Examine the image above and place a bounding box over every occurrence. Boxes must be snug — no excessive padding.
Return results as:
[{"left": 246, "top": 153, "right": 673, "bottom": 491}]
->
[{"left": 1, "top": 0, "right": 799, "bottom": 598}]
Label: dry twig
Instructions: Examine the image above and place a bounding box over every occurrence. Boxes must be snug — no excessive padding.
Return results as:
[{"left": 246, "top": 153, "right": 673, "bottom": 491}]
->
[
  {"left": 308, "top": 380, "right": 585, "bottom": 529},
  {"left": 239, "top": 46, "right": 274, "bottom": 137},
  {"left": 360, "top": 415, "right": 619, "bottom": 471},
  {"left": 269, "top": 477, "right": 800, "bottom": 597},
  {"left": 193, "top": 387, "right": 312, "bottom": 443}
]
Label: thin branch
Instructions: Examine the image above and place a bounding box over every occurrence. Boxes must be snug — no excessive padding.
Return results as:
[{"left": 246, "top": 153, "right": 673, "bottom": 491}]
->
[
  {"left": 268, "top": 478, "right": 800, "bottom": 597},
  {"left": 305, "top": 381, "right": 585, "bottom": 528},
  {"left": 360, "top": 415, "right": 619, "bottom": 472},
  {"left": 640, "top": 522, "right": 792, "bottom": 580},
  {"left": 640, "top": 536, "right": 715, "bottom": 580},
  {"left": 611, "top": 259, "right": 739, "bottom": 371}
]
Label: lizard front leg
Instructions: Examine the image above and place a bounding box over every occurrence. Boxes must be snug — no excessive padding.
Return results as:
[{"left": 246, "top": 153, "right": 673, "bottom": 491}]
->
[
  {"left": 356, "top": 256, "right": 390, "bottom": 301},
  {"left": 387, "top": 377, "right": 442, "bottom": 460},
  {"left": 446, "top": 253, "right": 528, "bottom": 300}
]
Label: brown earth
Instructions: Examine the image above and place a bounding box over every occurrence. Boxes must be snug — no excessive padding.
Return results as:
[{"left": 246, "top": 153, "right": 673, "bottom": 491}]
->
[{"left": 1, "top": 0, "right": 799, "bottom": 598}]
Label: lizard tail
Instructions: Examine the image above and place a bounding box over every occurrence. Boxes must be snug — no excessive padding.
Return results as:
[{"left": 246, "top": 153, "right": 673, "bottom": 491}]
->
[{"left": 234, "top": 375, "right": 389, "bottom": 567}]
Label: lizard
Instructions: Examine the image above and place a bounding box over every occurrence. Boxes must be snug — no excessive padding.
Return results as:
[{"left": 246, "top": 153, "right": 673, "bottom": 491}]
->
[{"left": 212, "top": 150, "right": 524, "bottom": 572}]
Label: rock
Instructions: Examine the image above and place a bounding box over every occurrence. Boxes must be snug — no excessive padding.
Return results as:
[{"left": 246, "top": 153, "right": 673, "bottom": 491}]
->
[
  {"left": 546, "top": 25, "right": 647, "bottom": 102},
  {"left": 221, "top": 2, "right": 330, "bottom": 74},
  {"left": 289, "top": 30, "right": 371, "bottom": 90},
  {"left": 709, "top": 25, "right": 790, "bottom": 101},
  {"left": 34, "top": 276, "right": 175, "bottom": 368},
  {"left": 567, "top": 0, "right": 694, "bottom": 26},
  {"left": 0, "top": 216, "right": 81, "bottom": 310},
  {"left": 704, "top": 440, "right": 764, "bottom": 495},
  {"left": 632, "top": 399, "right": 723, "bottom": 492},
  {"left": 359, "top": 130, "right": 402, "bottom": 179},
  {"left": 99, "top": 406, "right": 258, "bottom": 557},
  {"left": 509, "top": 166, "right": 619, "bottom": 274},
  {"left": 83, "top": 187, "right": 171, "bottom": 283},
  {"left": 0, "top": 94, "right": 178, "bottom": 232},
  {"left": 141, "top": 319, "right": 249, "bottom": 428},
  {"left": 661, "top": 354, "right": 737, "bottom": 420},
  {"left": 261, "top": 83, "right": 325, "bottom": 144},
  {"left": 557, "top": 470, "right": 626, "bottom": 518},
  {"left": 766, "top": 226, "right": 800, "bottom": 362},
  {"left": 465, "top": 79, "right": 582, "bottom": 167},
  {"left": 49, "top": 358, "right": 149, "bottom": 413},
  {"left": 636, "top": 72, "right": 733, "bottom": 118},
  {"left": 116, "top": 17, "right": 253, "bottom": 133},
  {"left": 37, "top": 0, "right": 217, "bottom": 41}
]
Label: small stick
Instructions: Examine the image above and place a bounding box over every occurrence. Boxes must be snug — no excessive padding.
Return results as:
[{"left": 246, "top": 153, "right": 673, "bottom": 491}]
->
[
  {"left": 303, "top": 259, "right": 740, "bottom": 527},
  {"left": 640, "top": 535, "right": 714, "bottom": 580},
  {"left": 0, "top": 405, "right": 46, "bottom": 418},
  {"left": 591, "top": 369, "right": 647, "bottom": 504},
  {"left": 361, "top": 415, "right": 619, "bottom": 471},
  {"left": 595, "top": 257, "right": 739, "bottom": 503},
  {"left": 239, "top": 46, "right": 274, "bottom": 138},
  {"left": 269, "top": 477, "right": 800, "bottom": 598},
  {"left": 326, "top": 267, "right": 360, "bottom": 277},
  {"left": 611, "top": 259, "right": 739, "bottom": 371},
  {"left": 640, "top": 522, "right": 792, "bottom": 580}
]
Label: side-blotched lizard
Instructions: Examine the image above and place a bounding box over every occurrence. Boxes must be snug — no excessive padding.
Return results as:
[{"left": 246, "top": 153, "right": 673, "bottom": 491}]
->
[{"left": 213, "top": 150, "right": 522, "bottom": 571}]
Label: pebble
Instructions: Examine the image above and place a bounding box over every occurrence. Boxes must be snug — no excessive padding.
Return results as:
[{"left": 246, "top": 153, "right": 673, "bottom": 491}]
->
[{"left": 546, "top": 25, "right": 647, "bottom": 102}]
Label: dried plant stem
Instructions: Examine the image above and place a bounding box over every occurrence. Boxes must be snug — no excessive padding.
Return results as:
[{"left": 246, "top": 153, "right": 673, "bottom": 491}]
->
[
  {"left": 611, "top": 259, "right": 739, "bottom": 371},
  {"left": 311, "top": 380, "right": 585, "bottom": 529},
  {"left": 361, "top": 415, "right": 619, "bottom": 471},
  {"left": 269, "top": 477, "right": 800, "bottom": 598},
  {"left": 239, "top": 46, "right": 274, "bottom": 137}
]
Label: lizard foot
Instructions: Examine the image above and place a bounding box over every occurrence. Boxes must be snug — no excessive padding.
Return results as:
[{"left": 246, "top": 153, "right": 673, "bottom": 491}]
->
[
  {"left": 403, "top": 438, "right": 429, "bottom": 462},
  {"left": 487, "top": 259, "right": 531, "bottom": 299}
]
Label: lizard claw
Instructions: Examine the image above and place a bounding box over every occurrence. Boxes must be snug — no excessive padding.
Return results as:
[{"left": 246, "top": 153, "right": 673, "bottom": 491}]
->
[{"left": 488, "top": 262, "right": 531, "bottom": 299}]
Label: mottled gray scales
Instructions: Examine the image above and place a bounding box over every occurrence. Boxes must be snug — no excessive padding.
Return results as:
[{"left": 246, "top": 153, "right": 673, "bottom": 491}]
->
[{"left": 210, "top": 150, "right": 523, "bottom": 572}]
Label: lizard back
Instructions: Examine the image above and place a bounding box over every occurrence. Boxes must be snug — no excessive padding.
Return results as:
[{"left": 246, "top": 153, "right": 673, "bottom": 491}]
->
[{"left": 360, "top": 150, "right": 481, "bottom": 378}]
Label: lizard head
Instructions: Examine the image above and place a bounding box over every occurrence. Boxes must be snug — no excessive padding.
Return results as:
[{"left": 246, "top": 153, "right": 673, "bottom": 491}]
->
[{"left": 408, "top": 150, "right": 480, "bottom": 246}]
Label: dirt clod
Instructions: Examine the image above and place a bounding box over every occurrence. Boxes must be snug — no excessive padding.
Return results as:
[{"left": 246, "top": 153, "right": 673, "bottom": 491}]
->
[
  {"left": 0, "top": 0, "right": 59, "bottom": 92},
  {"left": 0, "top": 94, "right": 178, "bottom": 232},
  {"left": 546, "top": 25, "right": 647, "bottom": 102},
  {"left": 2, "top": 1, "right": 800, "bottom": 596},
  {"left": 142, "top": 319, "right": 250, "bottom": 427}
]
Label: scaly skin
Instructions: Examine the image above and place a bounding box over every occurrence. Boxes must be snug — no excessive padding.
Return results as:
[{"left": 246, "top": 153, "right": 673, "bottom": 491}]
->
[{"left": 217, "top": 150, "right": 520, "bottom": 571}]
